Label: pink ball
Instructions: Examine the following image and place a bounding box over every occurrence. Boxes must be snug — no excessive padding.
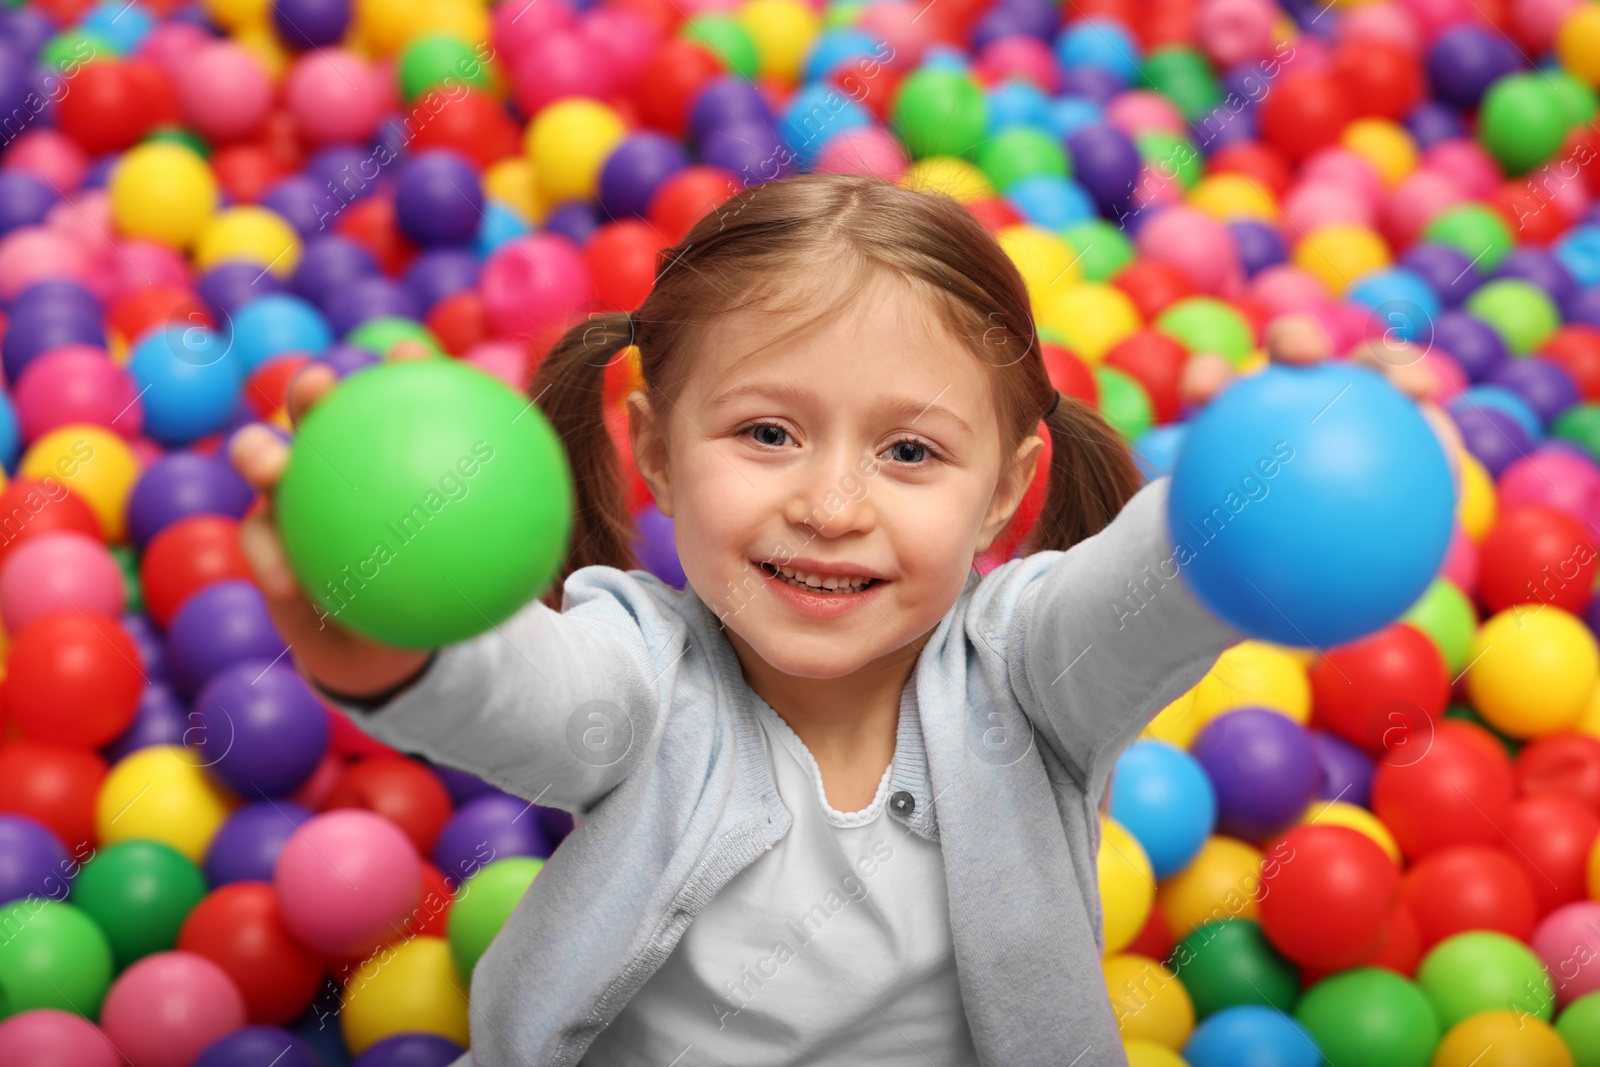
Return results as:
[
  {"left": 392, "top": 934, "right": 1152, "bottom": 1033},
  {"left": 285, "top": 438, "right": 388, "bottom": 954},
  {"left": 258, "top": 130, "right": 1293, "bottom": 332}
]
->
[
  {"left": 173, "top": 42, "right": 273, "bottom": 142},
  {"left": 286, "top": 49, "right": 386, "bottom": 147},
  {"left": 1250, "top": 264, "right": 1333, "bottom": 316},
  {"left": 678, "top": 0, "right": 738, "bottom": 13},
  {"left": 99, "top": 952, "right": 247, "bottom": 1067},
  {"left": 1105, "top": 90, "right": 1187, "bottom": 136},
  {"left": 1440, "top": 523, "right": 1479, "bottom": 591},
  {"left": 15, "top": 347, "right": 142, "bottom": 441},
  {"left": 814, "top": 126, "right": 910, "bottom": 180},
  {"left": 1197, "top": 0, "right": 1278, "bottom": 67},
  {"left": 137, "top": 22, "right": 214, "bottom": 77},
  {"left": 1514, "top": 0, "right": 1582, "bottom": 52},
  {"left": 1300, "top": 147, "right": 1384, "bottom": 206},
  {"left": 1131, "top": 166, "right": 1184, "bottom": 213},
  {"left": 0, "top": 226, "right": 95, "bottom": 302},
  {"left": 491, "top": 0, "right": 576, "bottom": 65},
  {"left": 480, "top": 235, "right": 593, "bottom": 346},
  {"left": 973, "top": 36, "right": 1061, "bottom": 93},
  {"left": 274, "top": 809, "right": 422, "bottom": 957},
  {"left": 0, "top": 1009, "right": 121, "bottom": 1067},
  {"left": 1497, "top": 446, "right": 1600, "bottom": 530},
  {"left": 1420, "top": 347, "right": 1468, "bottom": 403},
  {"left": 3, "top": 130, "right": 88, "bottom": 191},
  {"left": 1284, "top": 180, "right": 1376, "bottom": 232},
  {"left": 511, "top": 31, "right": 615, "bottom": 117},
  {"left": 855, "top": 1, "right": 934, "bottom": 69},
  {"left": 1334, "top": 2, "right": 1421, "bottom": 49},
  {"left": 577, "top": 10, "right": 661, "bottom": 98},
  {"left": 0, "top": 531, "right": 125, "bottom": 633},
  {"left": 1381, "top": 168, "right": 1467, "bottom": 248},
  {"left": 102, "top": 240, "right": 192, "bottom": 304},
  {"left": 1533, "top": 902, "right": 1600, "bottom": 1007},
  {"left": 1549, "top": 162, "right": 1593, "bottom": 221},
  {"left": 1135, "top": 205, "right": 1241, "bottom": 294},
  {"left": 1398, "top": 0, "right": 1476, "bottom": 38},
  {"left": 1422, "top": 139, "right": 1502, "bottom": 199},
  {"left": 1277, "top": 32, "right": 1329, "bottom": 75},
  {"left": 463, "top": 339, "right": 531, "bottom": 390}
]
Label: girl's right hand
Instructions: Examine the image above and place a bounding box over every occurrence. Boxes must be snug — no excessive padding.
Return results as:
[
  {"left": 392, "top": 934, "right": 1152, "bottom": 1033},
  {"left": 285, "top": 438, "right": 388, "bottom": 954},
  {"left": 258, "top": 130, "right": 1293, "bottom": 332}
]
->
[{"left": 228, "top": 361, "right": 434, "bottom": 700}]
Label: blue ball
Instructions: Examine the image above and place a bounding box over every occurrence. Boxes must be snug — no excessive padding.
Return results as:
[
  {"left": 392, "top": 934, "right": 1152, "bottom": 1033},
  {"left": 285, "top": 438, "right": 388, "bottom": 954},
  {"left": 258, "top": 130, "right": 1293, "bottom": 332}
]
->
[
  {"left": 1047, "top": 96, "right": 1103, "bottom": 140},
  {"left": 1109, "top": 740, "right": 1216, "bottom": 878},
  {"left": 1555, "top": 224, "right": 1600, "bottom": 289},
  {"left": 128, "top": 325, "right": 245, "bottom": 446},
  {"left": 1005, "top": 174, "right": 1096, "bottom": 228},
  {"left": 986, "top": 81, "right": 1052, "bottom": 134},
  {"left": 476, "top": 201, "right": 531, "bottom": 258},
  {"left": 1056, "top": 18, "right": 1141, "bottom": 86},
  {"left": 780, "top": 84, "right": 872, "bottom": 169},
  {"left": 1132, "top": 423, "right": 1188, "bottom": 480},
  {"left": 1450, "top": 384, "right": 1544, "bottom": 441},
  {"left": 231, "top": 294, "right": 333, "bottom": 374},
  {"left": 1185, "top": 1006, "right": 1321, "bottom": 1067},
  {"left": 80, "top": 0, "right": 153, "bottom": 53},
  {"left": 1167, "top": 363, "right": 1454, "bottom": 647},
  {"left": 0, "top": 389, "right": 19, "bottom": 473},
  {"left": 1346, "top": 267, "right": 1441, "bottom": 346}
]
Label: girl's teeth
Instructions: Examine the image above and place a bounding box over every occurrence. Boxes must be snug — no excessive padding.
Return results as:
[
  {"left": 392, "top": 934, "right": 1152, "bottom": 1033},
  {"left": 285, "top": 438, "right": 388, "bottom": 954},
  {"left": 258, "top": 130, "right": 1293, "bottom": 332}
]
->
[{"left": 765, "top": 563, "right": 874, "bottom": 593}]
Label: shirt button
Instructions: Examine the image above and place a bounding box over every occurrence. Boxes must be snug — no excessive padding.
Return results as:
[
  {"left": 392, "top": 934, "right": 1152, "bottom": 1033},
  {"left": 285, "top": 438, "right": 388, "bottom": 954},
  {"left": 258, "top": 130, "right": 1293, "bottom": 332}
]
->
[{"left": 890, "top": 790, "right": 915, "bottom": 817}]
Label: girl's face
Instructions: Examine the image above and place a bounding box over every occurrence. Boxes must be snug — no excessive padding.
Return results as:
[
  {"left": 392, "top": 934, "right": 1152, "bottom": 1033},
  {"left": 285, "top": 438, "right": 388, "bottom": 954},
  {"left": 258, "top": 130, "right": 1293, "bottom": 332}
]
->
[{"left": 628, "top": 274, "right": 1042, "bottom": 681}]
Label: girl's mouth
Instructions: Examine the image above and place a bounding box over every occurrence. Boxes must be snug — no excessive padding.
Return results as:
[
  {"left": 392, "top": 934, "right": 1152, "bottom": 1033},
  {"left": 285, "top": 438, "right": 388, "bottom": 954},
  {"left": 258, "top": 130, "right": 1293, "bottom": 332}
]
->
[{"left": 757, "top": 561, "right": 880, "bottom": 594}]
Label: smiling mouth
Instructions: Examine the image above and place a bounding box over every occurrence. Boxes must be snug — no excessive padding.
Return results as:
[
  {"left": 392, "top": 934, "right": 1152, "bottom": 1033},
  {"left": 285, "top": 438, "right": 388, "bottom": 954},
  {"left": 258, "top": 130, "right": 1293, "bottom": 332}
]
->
[{"left": 757, "top": 561, "right": 881, "bottom": 594}]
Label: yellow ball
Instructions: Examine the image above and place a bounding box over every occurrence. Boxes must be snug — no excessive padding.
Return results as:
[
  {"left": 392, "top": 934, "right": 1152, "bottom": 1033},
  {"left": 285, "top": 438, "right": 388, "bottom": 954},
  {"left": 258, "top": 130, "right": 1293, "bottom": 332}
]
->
[
  {"left": 202, "top": 0, "right": 267, "bottom": 30},
  {"left": 1574, "top": 677, "right": 1600, "bottom": 740},
  {"left": 997, "top": 225, "right": 1082, "bottom": 310},
  {"left": 1104, "top": 954, "right": 1195, "bottom": 1049},
  {"left": 1188, "top": 174, "right": 1278, "bottom": 221},
  {"left": 1157, "top": 836, "right": 1263, "bottom": 939},
  {"left": 1143, "top": 686, "right": 1204, "bottom": 749},
  {"left": 1099, "top": 816, "right": 1155, "bottom": 955},
  {"left": 526, "top": 98, "right": 628, "bottom": 207},
  {"left": 195, "top": 206, "right": 302, "bottom": 279},
  {"left": 1466, "top": 606, "right": 1600, "bottom": 737},
  {"left": 1124, "top": 1040, "right": 1190, "bottom": 1067},
  {"left": 897, "top": 157, "right": 993, "bottom": 202},
  {"left": 1431, "top": 1011, "right": 1574, "bottom": 1067},
  {"left": 355, "top": 0, "right": 428, "bottom": 56},
  {"left": 19, "top": 426, "right": 139, "bottom": 543},
  {"left": 411, "top": 0, "right": 490, "bottom": 50},
  {"left": 109, "top": 143, "right": 219, "bottom": 249},
  {"left": 95, "top": 747, "right": 236, "bottom": 863},
  {"left": 1341, "top": 119, "right": 1417, "bottom": 187},
  {"left": 737, "top": 0, "right": 821, "bottom": 84},
  {"left": 234, "top": 19, "right": 290, "bottom": 80},
  {"left": 1457, "top": 450, "right": 1495, "bottom": 541},
  {"left": 483, "top": 158, "right": 541, "bottom": 223},
  {"left": 1190, "top": 641, "right": 1312, "bottom": 727},
  {"left": 1293, "top": 223, "right": 1390, "bottom": 295},
  {"left": 1300, "top": 800, "right": 1401, "bottom": 865},
  {"left": 342, "top": 936, "right": 470, "bottom": 1054},
  {"left": 1039, "top": 282, "right": 1142, "bottom": 362},
  {"left": 1558, "top": 5, "right": 1600, "bottom": 88}
]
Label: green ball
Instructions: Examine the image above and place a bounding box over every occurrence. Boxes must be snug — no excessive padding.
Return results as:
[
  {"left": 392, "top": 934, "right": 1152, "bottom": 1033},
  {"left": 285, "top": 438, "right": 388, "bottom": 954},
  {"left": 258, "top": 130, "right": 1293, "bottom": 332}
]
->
[
  {"left": 0, "top": 900, "right": 114, "bottom": 1019},
  {"left": 1138, "top": 47, "right": 1221, "bottom": 122},
  {"left": 1558, "top": 992, "right": 1600, "bottom": 1067},
  {"left": 683, "top": 16, "right": 759, "bottom": 79},
  {"left": 346, "top": 317, "right": 446, "bottom": 359},
  {"left": 40, "top": 31, "right": 112, "bottom": 73},
  {"left": 1548, "top": 70, "right": 1600, "bottom": 129},
  {"left": 1154, "top": 296, "right": 1255, "bottom": 364},
  {"left": 1295, "top": 967, "right": 1441, "bottom": 1067},
  {"left": 1094, "top": 365, "right": 1153, "bottom": 440},
  {"left": 448, "top": 857, "right": 544, "bottom": 980},
  {"left": 975, "top": 128, "right": 1069, "bottom": 192},
  {"left": 398, "top": 34, "right": 493, "bottom": 103},
  {"left": 275, "top": 359, "right": 575, "bottom": 648},
  {"left": 1063, "top": 220, "right": 1134, "bottom": 283},
  {"left": 1554, "top": 403, "right": 1600, "bottom": 463},
  {"left": 1400, "top": 578, "right": 1477, "bottom": 676},
  {"left": 1423, "top": 205, "right": 1513, "bottom": 273},
  {"left": 1417, "top": 931, "right": 1552, "bottom": 1030},
  {"left": 1479, "top": 73, "right": 1570, "bottom": 175},
  {"left": 1136, "top": 130, "right": 1203, "bottom": 191},
  {"left": 70, "top": 841, "right": 207, "bottom": 969},
  {"left": 1465, "top": 278, "right": 1561, "bottom": 355},
  {"left": 891, "top": 68, "right": 987, "bottom": 160},
  {"left": 824, "top": 0, "right": 864, "bottom": 29},
  {"left": 1171, "top": 919, "right": 1300, "bottom": 1019}
]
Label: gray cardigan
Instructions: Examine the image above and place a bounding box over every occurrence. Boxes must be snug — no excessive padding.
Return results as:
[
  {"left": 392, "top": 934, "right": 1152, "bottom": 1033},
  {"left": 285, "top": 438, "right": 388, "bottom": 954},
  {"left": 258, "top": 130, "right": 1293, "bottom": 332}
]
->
[{"left": 326, "top": 476, "right": 1240, "bottom": 1067}]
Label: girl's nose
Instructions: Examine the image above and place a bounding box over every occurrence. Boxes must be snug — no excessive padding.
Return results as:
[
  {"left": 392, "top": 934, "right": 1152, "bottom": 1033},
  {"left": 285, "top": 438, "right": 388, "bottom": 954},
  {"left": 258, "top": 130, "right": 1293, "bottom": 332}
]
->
[{"left": 784, "top": 452, "right": 876, "bottom": 537}]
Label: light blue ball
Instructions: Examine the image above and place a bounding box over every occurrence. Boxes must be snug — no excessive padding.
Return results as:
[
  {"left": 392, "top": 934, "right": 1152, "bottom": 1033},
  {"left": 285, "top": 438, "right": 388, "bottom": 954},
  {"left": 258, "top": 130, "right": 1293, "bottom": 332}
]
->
[
  {"left": 0, "top": 391, "right": 19, "bottom": 474},
  {"left": 129, "top": 326, "right": 245, "bottom": 446},
  {"left": 1048, "top": 96, "right": 1103, "bottom": 140},
  {"left": 1554, "top": 225, "right": 1600, "bottom": 288},
  {"left": 1450, "top": 384, "right": 1543, "bottom": 440},
  {"left": 780, "top": 84, "right": 872, "bottom": 169},
  {"left": 985, "top": 81, "right": 1052, "bottom": 134},
  {"left": 1056, "top": 19, "right": 1141, "bottom": 86},
  {"left": 1345, "top": 267, "right": 1441, "bottom": 345},
  {"left": 230, "top": 294, "right": 332, "bottom": 375},
  {"left": 1005, "top": 175, "right": 1096, "bottom": 229},
  {"left": 1185, "top": 1006, "right": 1321, "bottom": 1067},
  {"left": 1109, "top": 740, "right": 1216, "bottom": 878},
  {"left": 81, "top": 0, "right": 154, "bottom": 53},
  {"left": 476, "top": 202, "right": 531, "bottom": 258},
  {"left": 801, "top": 30, "right": 879, "bottom": 84},
  {"left": 1167, "top": 363, "right": 1454, "bottom": 648},
  {"left": 1132, "top": 423, "right": 1188, "bottom": 480}
]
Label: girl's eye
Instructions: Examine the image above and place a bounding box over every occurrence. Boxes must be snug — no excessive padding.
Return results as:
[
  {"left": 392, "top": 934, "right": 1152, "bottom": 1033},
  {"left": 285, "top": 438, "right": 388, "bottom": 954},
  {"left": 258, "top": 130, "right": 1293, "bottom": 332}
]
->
[
  {"left": 740, "top": 423, "right": 941, "bottom": 465},
  {"left": 887, "top": 439, "right": 935, "bottom": 465},
  {"left": 747, "top": 423, "right": 788, "bottom": 447}
]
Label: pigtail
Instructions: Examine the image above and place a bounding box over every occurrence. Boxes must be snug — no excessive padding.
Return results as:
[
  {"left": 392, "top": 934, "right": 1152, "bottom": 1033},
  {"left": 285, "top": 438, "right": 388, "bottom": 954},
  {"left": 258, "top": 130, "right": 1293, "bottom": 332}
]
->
[
  {"left": 527, "top": 310, "right": 641, "bottom": 610},
  {"left": 1023, "top": 393, "right": 1144, "bottom": 555}
]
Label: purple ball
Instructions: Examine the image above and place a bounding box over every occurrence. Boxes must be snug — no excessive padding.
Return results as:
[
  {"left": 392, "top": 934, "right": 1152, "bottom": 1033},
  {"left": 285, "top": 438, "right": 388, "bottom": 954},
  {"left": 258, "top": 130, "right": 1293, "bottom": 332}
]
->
[
  {"left": 537, "top": 806, "right": 574, "bottom": 844},
  {"left": 164, "top": 580, "right": 287, "bottom": 696},
  {"left": 8, "top": 280, "right": 99, "bottom": 317},
  {"left": 307, "top": 145, "right": 381, "bottom": 206},
  {"left": 403, "top": 248, "right": 480, "bottom": 313},
  {"left": 1061, "top": 66, "right": 1121, "bottom": 105},
  {"left": 1066, "top": 122, "right": 1141, "bottom": 213},
  {"left": 0, "top": 8, "right": 54, "bottom": 61},
  {"left": 599, "top": 133, "right": 689, "bottom": 219},
  {"left": 1451, "top": 404, "right": 1534, "bottom": 476},
  {"left": 1487, "top": 356, "right": 1580, "bottom": 426},
  {"left": 1228, "top": 219, "right": 1286, "bottom": 276},
  {"left": 1191, "top": 707, "right": 1321, "bottom": 841},
  {"left": 543, "top": 201, "right": 602, "bottom": 246},
  {"left": 1404, "top": 101, "right": 1467, "bottom": 148},
  {"left": 689, "top": 76, "right": 775, "bottom": 143},
  {"left": 1495, "top": 248, "right": 1577, "bottom": 318},
  {"left": 192, "top": 661, "right": 330, "bottom": 796},
  {"left": 200, "top": 262, "right": 287, "bottom": 321},
  {"left": 205, "top": 800, "right": 314, "bottom": 885},
  {"left": 122, "top": 612, "right": 168, "bottom": 681},
  {"left": 394, "top": 151, "right": 482, "bottom": 247},
  {"left": 125, "top": 451, "right": 255, "bottom": 551},
  {"left": 0, "top": 170, "right": 55, "bottom": 236},
  {"left": 261, "top": 176, "right": 342, "bottom": 238},
  {"left": 351, "top": 1033, "right": 464, "bottom": 1067},
  {"left": 196, "top": 1026, "right": 323, "bottom": 1067},
  {"left": 326, "top": 276, "right": 421, "bottom": 336},
  {"left": 432, "top": 765, "right": 505, "bottom": 806},
  {"left": 972, "top": 0, "right": 1057, "bottom": 46},
  {"left": 292, "top": 236, "right": 381, "bottom": 313},
  {"left": 1568, "top": 286, "right": 1600, "bottom": 331},
  {"left": 1433, "top": 309, "right": 1508, "bottom": 382},
  {"left": 632, "top": 503, "right": 685, "bottom": 589},
  {"left": 0, "top": 815, "right": 69, "bottom": 906},
  {"left": 1, "top": 303, "right": 104, "bottom": 381},
  {"left": 101, "top": 683, "right": 187, "bottom": 764},
  {"left": 432, "top": 793, "right": 556, "bottom": 886},
  {"left": 1401, "top": 244, "right": 1479, "bottom": 308},
  {"left": 1308, "top": 730, "right": 1374, "bottom": 809},
  {"left": 1427, "top": 27, "right": 1519, "bottom": 109},
  {"left": 319, "top": 342, "right": 382, "bottom": 378},
  {"left": 271, "top": 0, "right": 350, "bottom": 50},
  {"left": 700, "top": 122, "right": 793, "bottom": 187}
]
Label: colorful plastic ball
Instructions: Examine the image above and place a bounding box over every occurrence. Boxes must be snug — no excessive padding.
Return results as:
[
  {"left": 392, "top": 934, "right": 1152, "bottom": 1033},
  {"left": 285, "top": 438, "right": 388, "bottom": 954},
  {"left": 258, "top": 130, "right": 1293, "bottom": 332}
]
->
[
  {"left": 1521, "top": 731, "right": 1600, "bottom": 817},
  {"left": 7, "top": 612, "right": 141, "bottom": 748},
  {"left": 1259, "top": 825, "right": 1401, "bottom": 970},
  {"left": 195, "top": 1027, "right": 322, "bottom": 1067},
  {"left": 340, "top": 935, "right": 469, "bottom": 1054},
  {"left": 1307, "top": 623, "right": 1449, "bottom": 754},
  {"left": 1488, "top": 357, "right": 1581, "bottom": 427},
  {"left": 1479, "top": 72, "right": 1572, "bottom": 176},
  {"left": 1468, "top": 606, "right": 1599, "bottom": 737},
  {"left": 163, "top": 579, "right": 286, "bottom": 696},
  {"left": 1099, "top": 815, "right": 1156, "bottom": 954},
  {"left": 1191, "top": 709, "right": 1320, "bottom": 841},
  {"left": 446, "top": 856, "right": 543, "bottom": 980},
  {"left": 0, "top": 815, "right": 70, "bottom": 907},
  {"left": 1292, "top": 223, "right": 1392, "bottom": 295},
  {"left": 1426, "top": 28, "right": 1518, "bottom": 109},
  {"left": 95, "top": 746, "right": 235, "bottom": 862},
  {"left": 108, "top": 142, "right": 216, "bottom": 250},
  {"left": 195, "top": 206, "right": 301, "bottom": 279},
  {"left": 350, "top": 1032, "right": 467, "bottom": 1067},
  {"left": 0, "top": 900, "right": 114, "bottom": 1018},
  {"left": 1398, "top": 579, "right": 1477, "bottom": 676},
  {"left": 1373, "top": 718, "right": 1516, "bottom": 858},
  {"left": 1503, "top": 794, "right": 1600, "bottom": 914},
  {"left": 0, "top": 531, "right": 124, "bottom": 633},
  {"left": 323, "top": 757, "right": 453, "bottom": 856},
  {"left": 1153, "top": 296, "right": 1254, "bottom": 365},
  {"left": 126, "top": 325, "right": 243, "bottom": 446},
  {"left": 16, "top": 425, "right": 135, "bottom": 542},
  {"left": 1478, "top": 506, "right": 1596, "bottom": 615},
  {"left": 285, "top": 49, "right": 385, "bottom": 148},
  {"left": 1066, "top": 122, "right": 1143, "bottom": 214},
  {"left": 272, "top": 0, "right": 350, "bottom": 48},
  {"left": 1038, "top": 282, "right": 1140, "bottom": 362},
  {"left": 1466, "top": 278, "right": 1562, "bottom": 356},
  {"left": 177, "top": 881, "right": 325, "bottom": 1026},
  {"left": 1, "top": 308, "right": 104, "bottom": 387},
  {"left": 70, "top": 840, "right": 207, "bottom": 969},
  {"left": 1426, "top": 203, "right": 1514, "bottom": 274},
  {"left": 1419, "top": 932, "right": 1555, "bottom": 1028},
  {"left": 1558, "top": 992, "right": 1600, "bottom": 1066},
  {"left": 1109, "top": 741, "right": 1217, "bottom": 878},
  {"left": 1170, "top": 919, "right": 1300, "bottom": 1018},
  {"left": 1532, "top": 902, "right": 1600, "bottom": 1007},
  {"left": 99, "top": 951, "right": 247, "bottom": 1067},
  {"left": 274, "top": 809, "right": 421, "bottom": 958},
  {"left": 1158, "top": 836, "right": 1265, "bottom": 938},
  {"left": 1435, "top": 1010, "right": 1575, "bottom": 1066},
  {"left": 1136, "top": 208, "right": 1241, "bottom": 296},
  {"left": 1103, "top": 952, "right": 1195, "bottom": 1048},
  {"left": 1294, "top": 967, "right": 1440, "bottom": 1067},
  {"left": 13, "top": 347, "right": 140, "bottom": 444},
  {"left": 139, "top": 515, "right": 253, "bottom": 628},
  {"left": 125, "top": 451, "right": 253, "bottom": 551},
  {"left": 525, "top": 98, "right": 627, "bottom": 207},
  {"left": 0, "top": 1008, "right": 121, "bottom": 1067},
  {"left": 1401, "top": 845, "right": 1539, "bottom": 949},
  {"left": 393, "top": 151, "right": 483, "bottom": 248},
  {"left": 431, "top": 793, "right": 555, "bottom": 888},
  {"left": 0, "top": 740, "right": 106, "bottom": 855},
  {"left": 230, "top": 294, "right": 332, "bottom": 375},
  {"left": 1183, "top": 1005, "right": 1321, "bottom": 1067},
  {"left": 204, "top": 800, "right": 312, "bottom": 887},
  {"left": 189, "top": 661, "right": 329, "bottom": 797},
  {"left": 170, "top": 42, "right": 271, "bottom": 142}
]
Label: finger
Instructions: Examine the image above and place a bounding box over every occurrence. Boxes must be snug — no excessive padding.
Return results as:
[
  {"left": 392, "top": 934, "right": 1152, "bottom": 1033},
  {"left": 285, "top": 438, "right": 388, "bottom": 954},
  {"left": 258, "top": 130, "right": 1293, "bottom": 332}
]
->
[
  {"left": 1264, "top": 314, "right": 1332, "bottom": 365},
  {"left": 239, "top": 509, "right": 300, "bottom": 603},
  {"left": 286, "top": 364, "right": 340, "bottom": 426},
  {"left": 389, "top": 340, "right": 434, "bottom": 363},
  {"left": 228, "top": 424, "right": 291, "bottom": 495},
  {"left": 1180, "top": 353, "right": 1235, "bottom": 408}
]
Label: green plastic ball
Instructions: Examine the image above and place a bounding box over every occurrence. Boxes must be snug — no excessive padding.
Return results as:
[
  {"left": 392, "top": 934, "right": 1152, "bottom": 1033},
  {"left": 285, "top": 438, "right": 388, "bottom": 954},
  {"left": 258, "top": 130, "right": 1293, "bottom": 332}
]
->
[
  {"left": 683, "top": 16, "right": 760, "bottom": 79},
  {"left": 1295, "top": 968, "right": 1441, "bottom": 1067},
  {"left": 1170, "top": 919, "right": 1300, "bottom": 1018},
  {"left": 1422, "top": 205, "right": 1513, "bottom": 273},
  {"left": 346, "top": 317, "right": 446, "bottom": 359},
  {"left": 398, "top": 34, "right": 494, "bottom": 103},
  {"left": 1138, "top": 47, "right": 1221, "bottom": 122},
  {"left": 1154, "top": 296, "right": 1255, "bottom": 364},
  {"left": 891, "top": 68, "right": 988, "bottom": 160},
  {"left": 1548, "top": 70, "right": 1600, "bottom": 129},
  {"left": 1465, "top": 278, "right": 1562, "bottom": 355},
  {"left": 275, "top": 359, "right": 575, "bottom": 648},
  {"left": 0, "top": 900, "right": 114, "bottom": 1019},
  {"left": 823, "top": 0, "right": 864, "bottom": 29},
  {"left": 1558, "top": 991, "right": 1600, "bottom": 1067},
  {"left": 40, "top": 30, "right": 112, "bottom": 74},
  {"left": 448, "top": 857, "right": 544, "bottom": 980},
  {"left": 1094, "top": 365, "right": 1153, "bottom": 440},
  {"left": 1479, "top": 73, "right": 1571, "bottom": 175},
  {"left": 1136, "top": 130, "right": 1204, "bottom": 191},
  {"left": 1554, "top": 403, "right": 1600, "bottom": 463},
  {"left": 1400, "top": 578, "right": 1477, "bottom": 676},
  {"left": 1063, "top": 220, "right": 1134, "bottom": 282},
  {"left": 975, "top": 128, "right": 1069, "bottom": 192},
  {"left": 70, "top": 841, "right": 207, "bottom": 969},
  {"left": 1417, "top": 931, "right": 1553, "bottom": 1030}
]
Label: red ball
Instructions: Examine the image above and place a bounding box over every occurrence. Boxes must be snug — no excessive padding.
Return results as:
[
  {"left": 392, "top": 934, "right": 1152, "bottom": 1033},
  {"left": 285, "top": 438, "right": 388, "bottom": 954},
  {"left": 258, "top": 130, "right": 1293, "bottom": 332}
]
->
[
  {"left": 1502, "top": 794, "right": 1600, "bottom": 914},
  {"left": 1126, "top": 896, "right": 1175, "bottom": 962},
  {"left": 6, "top": 613, "right": 142, "bottom": 747},
  {"left": 1206, "top": 141, "right": 1293, "bottom": 200},
  {"left": 1258, "top": 71, "right": 1354, "bottom": 162},
  {"left": 323, "top": 757, "right": 454, "bottom": 856},
  {"left": 425, "top": 291, "right": 490, "bottom": 357},
  {"left": 334, "top": 194, "right": 417, "bottom": 277},
  {"left": 646, "top": 165, "right": 741, "bottom": 245},
  {"left": 1041, "top": 342, "right": 1099, "bottom": 405},
  {"left": 1493, "top": 180, "right": 1570, "bottom": 246},
  {"left": 176, "top": 882, "right": 325, "bottom": 1025},
  {"left": 211, "top": 143, "right": 295, "bottom": 205},
  {"left": 55, "top": 62, "right": 153, "bottom": 155},
  {"left": 0, "top": 478, "right": 105, "bottom": 567},
  {"left": 1104, "top": 330, "right": 1187, "bottom": 423},
  {"left": 110, "top": 285, "right": 207, "bottom": 350},
  {"left": 1308, "top": 623, "right": 1450, "bottom": 755},
  {"left": 966, "top": 196, "right": 1025, "bottom": 234},
  {"left": 635, "top": 40, "right": 724, "bottom": 137},
  {"left": 409, "top": 91, "right": 522, "bottom": 171},
  {"left": 1477, "top": 506, "right": 1596, "bottom": 615},
  {"left": 1331, "top": 40, "right": 1422, "bottom": 119},
  {"left": 0, "top": 740, "right": 106, "bottom": 849},
  {"left": 140, "top": 516, "right": 254, "bottom": 628},
  {"left": 584, "top": 220, "right": 660, "bottom": 313},
  {"left": 1516, "top": 731, "right": 1600, "bottom": 817},
  {"left": 1399, "top": 844, "right": 1539, "bottom": 949},
  {"left": 243, "top": 355, "right": 312, "bottom": 424},
  {"left": 1258, "top": 824, "right": 1401, "bottom": 970},
  {"left": 401, "top": 862, "right": 454, "bottom": 940},
  {"left": 1372, "top": 719, "right": 1517, "bottom": 859},
  {"left": 1112, "top": 259, "right": 1196, "bottom": 320},
  {"left": 1367, "top": 900, "right": 1422, "bottom": 977},
  {"left": 1541, "top": 325, "right": 1600, "bottom": 401}
]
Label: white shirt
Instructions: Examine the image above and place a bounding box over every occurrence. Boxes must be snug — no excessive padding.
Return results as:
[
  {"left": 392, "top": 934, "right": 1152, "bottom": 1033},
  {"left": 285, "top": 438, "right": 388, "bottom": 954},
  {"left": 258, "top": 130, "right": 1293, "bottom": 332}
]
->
[{"left": 580, "top": 694, "right": 980, "bottom": 1066}]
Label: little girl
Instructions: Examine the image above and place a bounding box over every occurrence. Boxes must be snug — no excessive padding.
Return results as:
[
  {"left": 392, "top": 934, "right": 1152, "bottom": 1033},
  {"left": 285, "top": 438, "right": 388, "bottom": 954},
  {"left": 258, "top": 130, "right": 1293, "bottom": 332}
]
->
[{"left": 230, "top": 173, "right": 1422, "bottom": 1067}]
